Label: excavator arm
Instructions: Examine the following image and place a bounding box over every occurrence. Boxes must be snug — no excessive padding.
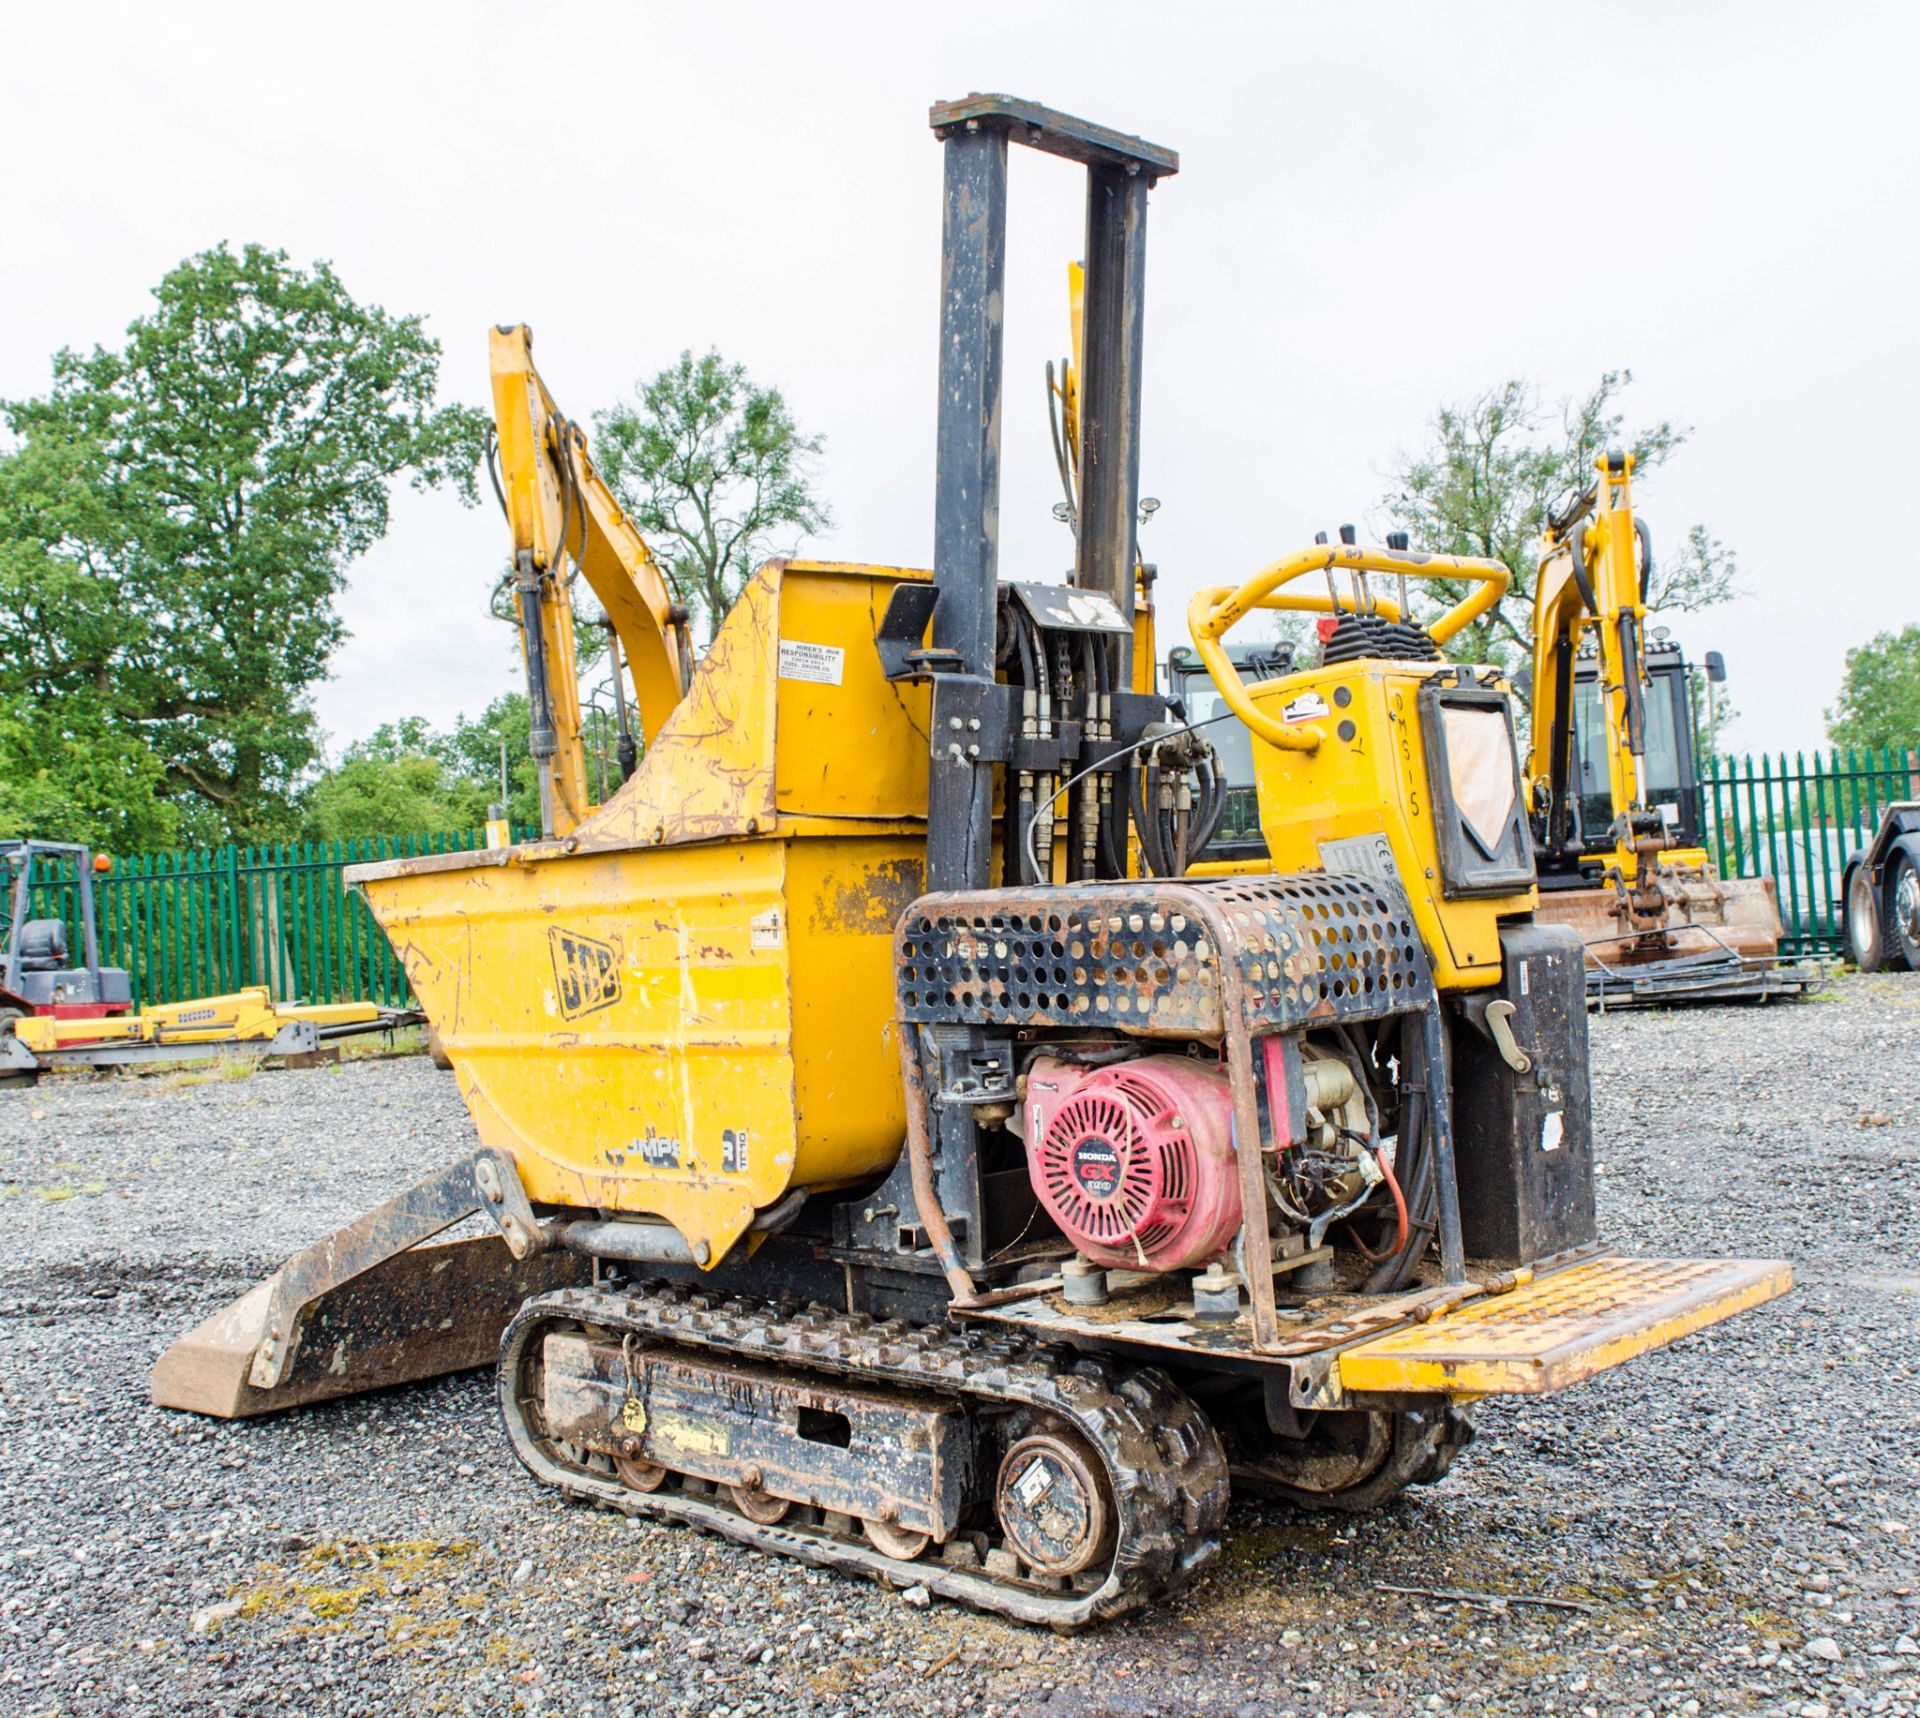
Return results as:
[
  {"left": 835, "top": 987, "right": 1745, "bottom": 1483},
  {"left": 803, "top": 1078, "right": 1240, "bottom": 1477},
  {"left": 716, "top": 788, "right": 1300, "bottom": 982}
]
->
[
  {"left": 1529, "top": 450, "right": 1656, "bottom": 873},
  {"left": 489, "top": 324, "right": 695, "bottom": 837}
]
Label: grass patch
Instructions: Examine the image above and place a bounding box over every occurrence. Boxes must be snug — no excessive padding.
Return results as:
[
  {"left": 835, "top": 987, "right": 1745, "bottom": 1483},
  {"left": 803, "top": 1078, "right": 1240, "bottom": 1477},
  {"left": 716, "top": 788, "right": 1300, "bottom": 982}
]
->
[
  {"left": 158, "top": 1055, "right": 261, "bottom": 1090},
  {"left": 1740, "top": 1606, "right": 1805, "bottom": 1646},
  {"left": 228, "top": 1537, "right": 479, "bottom": 1636},
  {"left": 19, "top": 1180, "right": 108, "bottom": 1201},
  {"left": 337, "top": 1024, "right": 428, "bottom": 1062}
]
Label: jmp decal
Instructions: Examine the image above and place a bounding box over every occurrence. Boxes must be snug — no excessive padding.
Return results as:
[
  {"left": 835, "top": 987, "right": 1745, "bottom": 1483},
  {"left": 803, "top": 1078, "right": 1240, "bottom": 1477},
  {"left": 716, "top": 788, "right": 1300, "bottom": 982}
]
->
[
  {"left": 636, "top": 1127, "right": 682, "bottom": 1169},
  {"left": 549, "top": 927, "right": 623, "bottom": 1020},
  {"left": 721, "top": 1128, "right": 750, "bottom": 1174}
]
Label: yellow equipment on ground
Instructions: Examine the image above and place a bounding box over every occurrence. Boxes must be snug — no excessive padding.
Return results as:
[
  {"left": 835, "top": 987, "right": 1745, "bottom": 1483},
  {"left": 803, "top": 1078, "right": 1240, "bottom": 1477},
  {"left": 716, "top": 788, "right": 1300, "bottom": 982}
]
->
[
  {"left": 152, "top": 96, "right": 1790, "bottom": 1631},
  {"left": 0, "top": 838, "right": 415, "bottom": 1081},
  {"left": 3, "top": 989, "right": 397, "bottom": 1071},
  {"left": 1527, "top": 452, "right": 1811, "bottom": 1004}
]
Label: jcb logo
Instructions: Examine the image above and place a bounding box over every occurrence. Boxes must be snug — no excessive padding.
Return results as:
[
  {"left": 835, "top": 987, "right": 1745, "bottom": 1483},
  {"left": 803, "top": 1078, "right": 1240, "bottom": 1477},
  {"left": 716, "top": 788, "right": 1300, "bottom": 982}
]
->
[{"left": 549, "top": 927, "right": 623, "bottom": 1020}]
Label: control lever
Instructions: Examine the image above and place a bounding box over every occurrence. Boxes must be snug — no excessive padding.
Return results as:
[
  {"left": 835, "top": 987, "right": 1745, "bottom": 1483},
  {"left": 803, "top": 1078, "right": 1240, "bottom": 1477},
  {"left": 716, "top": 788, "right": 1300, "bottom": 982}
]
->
[{"left": 1484, "top": 1000, "right": 1532, "bottom": 1074}]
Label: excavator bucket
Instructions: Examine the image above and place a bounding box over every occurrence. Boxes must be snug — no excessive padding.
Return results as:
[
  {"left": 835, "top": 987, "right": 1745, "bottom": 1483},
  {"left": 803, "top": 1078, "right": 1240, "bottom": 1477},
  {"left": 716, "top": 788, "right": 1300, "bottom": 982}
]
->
[
  {"left": 1533, "top": 873, "right": 1819, "bottom": 1006},
  {"left": 151, "top": 1149, "right": 589, "bottom": 1419}
]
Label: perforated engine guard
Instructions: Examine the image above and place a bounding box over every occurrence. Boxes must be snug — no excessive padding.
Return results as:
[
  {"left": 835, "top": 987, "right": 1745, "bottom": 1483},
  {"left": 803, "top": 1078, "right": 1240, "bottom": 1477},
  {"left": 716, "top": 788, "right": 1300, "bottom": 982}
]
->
[{"left": 893, "top": 873, "right": 1467, "bottom": 1348}]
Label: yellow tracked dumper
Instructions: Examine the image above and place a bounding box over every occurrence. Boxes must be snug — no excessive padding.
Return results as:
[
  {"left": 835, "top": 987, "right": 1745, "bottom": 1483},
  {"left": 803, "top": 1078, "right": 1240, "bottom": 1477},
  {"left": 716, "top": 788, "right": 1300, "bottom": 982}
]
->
[{"left": 154, "top": 97, "right": 1790, "bottom": 1629}]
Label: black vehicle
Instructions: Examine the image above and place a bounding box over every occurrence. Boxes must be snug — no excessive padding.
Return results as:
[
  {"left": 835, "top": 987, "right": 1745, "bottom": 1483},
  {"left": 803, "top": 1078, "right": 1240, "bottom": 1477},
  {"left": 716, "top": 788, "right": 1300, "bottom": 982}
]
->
[{"left": 1842, "top": 802, "right": 1920, "bottom": 972}]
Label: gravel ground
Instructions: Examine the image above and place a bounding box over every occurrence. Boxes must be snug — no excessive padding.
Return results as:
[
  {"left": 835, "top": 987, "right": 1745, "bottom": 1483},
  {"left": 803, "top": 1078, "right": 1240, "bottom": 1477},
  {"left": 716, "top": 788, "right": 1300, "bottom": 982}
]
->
[{"left": 1, "top": 975, "right": 1916, "bottom": 1718}]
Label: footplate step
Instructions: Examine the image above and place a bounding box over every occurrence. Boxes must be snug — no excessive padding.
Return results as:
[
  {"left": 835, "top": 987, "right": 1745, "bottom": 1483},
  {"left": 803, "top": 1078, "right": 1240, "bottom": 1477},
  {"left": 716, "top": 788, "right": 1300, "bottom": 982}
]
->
[{"left": 1336, "top": 1254, "right": 1792, "bottom": 1396}]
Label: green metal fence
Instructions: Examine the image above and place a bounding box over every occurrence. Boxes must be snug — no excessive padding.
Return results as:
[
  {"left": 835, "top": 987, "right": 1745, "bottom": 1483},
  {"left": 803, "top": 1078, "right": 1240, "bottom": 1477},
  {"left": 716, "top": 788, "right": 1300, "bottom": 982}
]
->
[
  {"left": 25, "top": 829, "right": 527, "bottom": 1010},
  {"left": 1706, "top": 747, "right": 1919, "bottom": 956},
  {"left": 19, "top": 743, "right": 1915, "bottom": 1001}
]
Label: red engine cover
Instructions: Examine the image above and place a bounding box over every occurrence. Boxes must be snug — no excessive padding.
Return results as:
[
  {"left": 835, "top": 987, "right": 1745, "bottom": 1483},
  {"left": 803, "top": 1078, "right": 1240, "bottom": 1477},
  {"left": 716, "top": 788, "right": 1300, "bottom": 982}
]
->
[{"left": 1023, "top": 1055, "right": 1240, "bottom": 1272}]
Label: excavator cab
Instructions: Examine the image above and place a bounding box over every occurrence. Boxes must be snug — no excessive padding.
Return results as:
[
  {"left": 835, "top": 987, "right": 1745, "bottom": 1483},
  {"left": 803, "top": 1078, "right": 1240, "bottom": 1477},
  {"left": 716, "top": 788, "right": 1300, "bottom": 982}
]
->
[
  {"left": 1565, "top": 638, "right": 1705, "bottom": 855},
  {"left": 1163, "top": 641, "right": 1291, "bottom": 861}
]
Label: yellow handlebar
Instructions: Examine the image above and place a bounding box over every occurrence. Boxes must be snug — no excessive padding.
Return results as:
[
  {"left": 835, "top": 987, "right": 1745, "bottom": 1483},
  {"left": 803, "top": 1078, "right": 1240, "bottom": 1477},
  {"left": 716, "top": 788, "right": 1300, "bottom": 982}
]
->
[{"left": 1186, "top": 545, "right": 1510, "bottom": 752}]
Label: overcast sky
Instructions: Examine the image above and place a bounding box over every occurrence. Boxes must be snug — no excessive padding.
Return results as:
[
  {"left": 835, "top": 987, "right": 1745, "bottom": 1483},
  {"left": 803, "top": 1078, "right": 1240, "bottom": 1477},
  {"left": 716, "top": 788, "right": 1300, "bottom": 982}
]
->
[{"left": 6, "top": 1, "right": 1915, "bottom": 759}]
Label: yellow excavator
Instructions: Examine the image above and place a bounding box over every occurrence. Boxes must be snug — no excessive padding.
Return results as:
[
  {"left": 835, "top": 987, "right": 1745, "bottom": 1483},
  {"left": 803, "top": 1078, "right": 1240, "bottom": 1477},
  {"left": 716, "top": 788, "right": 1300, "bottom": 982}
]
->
[
  {"left": 152, "top": 97, "right": 1790, "bottom": 1630},
  {"left": 1526, "top": 452, "right": 1813, "bottom": 1004}
]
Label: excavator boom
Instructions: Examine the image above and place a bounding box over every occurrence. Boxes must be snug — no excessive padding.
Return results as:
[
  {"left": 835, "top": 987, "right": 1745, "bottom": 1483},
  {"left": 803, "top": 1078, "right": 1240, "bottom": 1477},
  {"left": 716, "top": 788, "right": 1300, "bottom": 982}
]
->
[
  {"left": 1530, "top": 453, "right": 1655, "bottom": 871},
  {"left": 489, "top": 325, "right": 694, "bottom": 835}
]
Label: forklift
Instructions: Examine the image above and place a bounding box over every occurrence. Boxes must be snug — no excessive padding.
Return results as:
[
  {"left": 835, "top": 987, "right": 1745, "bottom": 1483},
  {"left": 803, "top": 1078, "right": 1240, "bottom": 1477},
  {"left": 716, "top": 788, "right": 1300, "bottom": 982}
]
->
[{"left": 0, "top": 841, "right": 134, "bottom": 1029}]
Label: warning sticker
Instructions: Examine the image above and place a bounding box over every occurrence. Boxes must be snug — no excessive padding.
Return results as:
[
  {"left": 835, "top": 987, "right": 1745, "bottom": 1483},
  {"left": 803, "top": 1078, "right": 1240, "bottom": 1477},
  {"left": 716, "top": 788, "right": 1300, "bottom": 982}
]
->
[
  {"left": 1281, "top": 690, "right": 1330, "bottom": 724},
  {"left": 1540, "top": 1110, "right": 1564, "bottom": 1153},
  {"left": 778, "top": 639, "right": 844, "bottom": 686},
  {"left": 750, "top": 907, "right": 783, "bottom": 950},
  {"left": 1318, "top": 831, "right": 1397, "bottom": 885}
]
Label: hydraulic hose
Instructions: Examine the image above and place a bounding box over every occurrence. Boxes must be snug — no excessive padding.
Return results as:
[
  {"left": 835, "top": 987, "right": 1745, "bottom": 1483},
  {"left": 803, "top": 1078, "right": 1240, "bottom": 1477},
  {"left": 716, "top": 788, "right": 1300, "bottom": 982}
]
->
[
  {"left": 897, "top": 1028, "right": 978, "bottom": 1306},
  {"left": 1132, "top": 761, "right": 1168, "bottom": 877},
  {"left": 1188, "top": 753, "right": 1227, "bottom": 864},
  {"left": 1376, "top": 1146, "right": 1410, "bottom": 1259}
]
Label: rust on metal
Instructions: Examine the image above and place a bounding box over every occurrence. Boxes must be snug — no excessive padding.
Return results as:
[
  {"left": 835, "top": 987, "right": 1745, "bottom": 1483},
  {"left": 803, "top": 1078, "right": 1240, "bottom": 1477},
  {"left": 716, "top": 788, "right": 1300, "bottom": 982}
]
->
[
  {"left": 899, "top": 1025, "right": 981, "bottom": 1305},
  {"left": 1534, "top": 860, "right": 1786, "bottom": 969},
  {"left": 150, "top": 1147, "right": 590, "bottom": 1419},
  {"left": 150, "top": 1235, "right": 588, "bottom": 1419},
  {"left": 536, "top": 1331, "right": 975, "bottom": 1543},
  {"left": 895, "top": 872, "right": 1438, "bottom": 1351},
  {"left": 1334, "top": 1253, "right": 1794, "bottom": 1396}
]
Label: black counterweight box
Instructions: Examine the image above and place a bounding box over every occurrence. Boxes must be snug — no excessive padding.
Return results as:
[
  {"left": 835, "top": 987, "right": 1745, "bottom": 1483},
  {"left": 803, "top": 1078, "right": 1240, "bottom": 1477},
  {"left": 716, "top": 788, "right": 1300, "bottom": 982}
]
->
[{"left": 1451, "top": 922, "right": 1596, "bottom": 1266}]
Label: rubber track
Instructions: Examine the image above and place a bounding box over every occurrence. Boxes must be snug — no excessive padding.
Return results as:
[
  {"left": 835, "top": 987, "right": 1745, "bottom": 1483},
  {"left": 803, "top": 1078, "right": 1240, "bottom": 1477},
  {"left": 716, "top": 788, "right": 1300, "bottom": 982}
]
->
[{"left": 498, "top": 1280, "right": 1229, "bottom": 1629}]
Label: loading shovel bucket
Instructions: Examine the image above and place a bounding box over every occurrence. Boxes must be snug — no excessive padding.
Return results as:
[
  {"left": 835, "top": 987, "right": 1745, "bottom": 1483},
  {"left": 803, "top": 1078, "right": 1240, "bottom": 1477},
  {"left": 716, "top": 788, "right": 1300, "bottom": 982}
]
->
[
  {"left": 152, "top": 1149, "right": 590, "bottom": 1419},
  {"left": 1534, "top": 875, "right": 1786, "bottom": 967},
  {"left": 1532, "top": 875, "right": 1815, "bottom": 1005}
]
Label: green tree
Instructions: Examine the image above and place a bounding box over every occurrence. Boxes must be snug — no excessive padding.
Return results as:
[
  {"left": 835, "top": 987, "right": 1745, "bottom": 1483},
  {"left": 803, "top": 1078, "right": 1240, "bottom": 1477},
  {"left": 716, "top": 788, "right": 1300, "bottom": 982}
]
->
[
  {"left": 304, "top": 696, "right": 544, "bottom": 840},
  {"left": 0, "top": 243, "right": 487, "bottom": 845},
  {"left": 0, "top": 708, "right": 181, "bottom": 852},
  {"left": 1378, "top": 372, "right": 1738, "bottom": 672},
  {"left": 307, "top": 750, "right": 484, "bottom": 842},
  {"left": 1827, "top": 624, "right": 1920, "bottom": 751},
  {"left": 442, "top": 694, "right": 541, "bottom": 830},
  {"left": 593, "top": 349, "right": 829, "bottom": 637}
]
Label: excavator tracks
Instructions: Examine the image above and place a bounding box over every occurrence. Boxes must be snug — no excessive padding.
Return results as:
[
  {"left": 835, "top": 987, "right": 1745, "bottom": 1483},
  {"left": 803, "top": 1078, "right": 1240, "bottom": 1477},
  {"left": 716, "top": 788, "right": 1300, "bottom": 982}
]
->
[{"left": 498, "top": 1280, "right": 1229, "bottom": 1629}]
